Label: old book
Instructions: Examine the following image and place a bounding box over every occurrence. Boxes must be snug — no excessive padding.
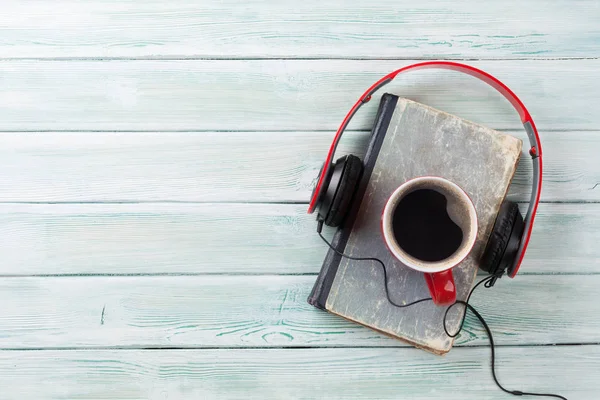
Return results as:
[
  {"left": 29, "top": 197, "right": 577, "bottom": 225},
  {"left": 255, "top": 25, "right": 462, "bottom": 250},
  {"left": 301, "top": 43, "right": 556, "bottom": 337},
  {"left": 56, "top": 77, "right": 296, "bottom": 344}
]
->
[{"left": 308, "top": 94, "right": 522, "bottom": 354}]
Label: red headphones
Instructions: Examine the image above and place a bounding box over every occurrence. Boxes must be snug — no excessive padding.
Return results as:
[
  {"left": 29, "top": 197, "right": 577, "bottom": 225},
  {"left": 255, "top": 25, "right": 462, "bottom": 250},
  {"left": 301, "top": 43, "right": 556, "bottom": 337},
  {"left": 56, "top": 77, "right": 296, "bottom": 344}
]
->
[{"left": 308, "top": 61, "right": 542, "bottom": 280}]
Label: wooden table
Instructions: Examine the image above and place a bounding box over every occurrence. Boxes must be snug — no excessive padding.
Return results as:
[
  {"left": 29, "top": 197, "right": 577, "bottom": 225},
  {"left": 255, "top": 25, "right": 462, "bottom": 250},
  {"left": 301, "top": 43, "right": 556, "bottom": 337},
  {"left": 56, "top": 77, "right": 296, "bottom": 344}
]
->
[{"left": 0, "top": 1, "right": 599, "bottom": 398}]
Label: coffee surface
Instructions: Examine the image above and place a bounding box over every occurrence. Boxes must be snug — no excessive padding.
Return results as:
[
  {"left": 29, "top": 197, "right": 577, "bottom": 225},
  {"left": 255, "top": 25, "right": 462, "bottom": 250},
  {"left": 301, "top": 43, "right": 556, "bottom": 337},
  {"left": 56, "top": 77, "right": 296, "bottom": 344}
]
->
[{"left": 392, "top": 189, "right": 463, "bottom": 262}]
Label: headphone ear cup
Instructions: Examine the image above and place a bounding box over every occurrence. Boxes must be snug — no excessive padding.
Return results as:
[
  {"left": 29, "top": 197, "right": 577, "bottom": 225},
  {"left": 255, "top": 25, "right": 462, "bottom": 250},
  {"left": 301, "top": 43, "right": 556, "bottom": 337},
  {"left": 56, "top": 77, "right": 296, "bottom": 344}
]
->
[
  {"left": 481, "top": 201, "right": 522, "bottom": 275},
  {"left": 320, "top": 155, "right": 363, "bottom": 227}
]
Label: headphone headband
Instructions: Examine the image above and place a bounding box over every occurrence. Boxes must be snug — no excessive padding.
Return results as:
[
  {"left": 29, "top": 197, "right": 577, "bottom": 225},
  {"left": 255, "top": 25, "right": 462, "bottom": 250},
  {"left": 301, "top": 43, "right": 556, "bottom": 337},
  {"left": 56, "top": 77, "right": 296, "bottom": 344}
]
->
[{"left": 308, "top": 61, "right": 542, "bottom": 278}]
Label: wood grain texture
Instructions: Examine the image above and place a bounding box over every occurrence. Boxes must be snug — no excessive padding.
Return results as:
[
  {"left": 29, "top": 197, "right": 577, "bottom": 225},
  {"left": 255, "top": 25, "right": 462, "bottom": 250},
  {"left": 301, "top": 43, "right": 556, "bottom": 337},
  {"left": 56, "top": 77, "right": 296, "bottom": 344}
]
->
[
  {"left": 1, "top": 131, "right": 598, "bottom": 203},
  {"left": 0, "top": 0, "right": 597, "bottom": 397},
  {"left": 1, "top": 0, "right": 598, "bottom": 59},
  {"left": 0, "top": 60, "right": 598, "bottom": 131},
  {"left": 0, "top": 347, "right": 595, "bottom": 399},
  {"left": 1, "top": 203, "right": 598, "bottom": 276},
  {"left": 0, "top": 275, "right": 597, "bottom": 349}
]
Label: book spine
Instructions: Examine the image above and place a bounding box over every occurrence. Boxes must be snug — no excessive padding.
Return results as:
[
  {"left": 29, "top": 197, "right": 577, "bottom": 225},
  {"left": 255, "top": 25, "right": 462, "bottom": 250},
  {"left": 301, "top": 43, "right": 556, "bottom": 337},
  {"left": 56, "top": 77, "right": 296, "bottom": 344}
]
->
[{"left": 308, "top": 93, "right": 399, "bottom": 310}]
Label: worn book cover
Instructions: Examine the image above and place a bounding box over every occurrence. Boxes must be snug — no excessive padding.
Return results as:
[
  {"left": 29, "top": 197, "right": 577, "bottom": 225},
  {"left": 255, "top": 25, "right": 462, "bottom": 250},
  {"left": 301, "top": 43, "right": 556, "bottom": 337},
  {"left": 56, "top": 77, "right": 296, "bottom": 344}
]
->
[{"left": 308, "top": 94, "right": 522, "bottom": 354}]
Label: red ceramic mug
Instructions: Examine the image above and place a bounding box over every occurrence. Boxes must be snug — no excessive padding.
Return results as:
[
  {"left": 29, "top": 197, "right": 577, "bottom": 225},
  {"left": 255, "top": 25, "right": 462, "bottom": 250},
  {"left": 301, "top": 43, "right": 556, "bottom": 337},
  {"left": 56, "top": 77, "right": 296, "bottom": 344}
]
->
[{"left": 381, "top": 177, "right": 478, "bottom": 306}]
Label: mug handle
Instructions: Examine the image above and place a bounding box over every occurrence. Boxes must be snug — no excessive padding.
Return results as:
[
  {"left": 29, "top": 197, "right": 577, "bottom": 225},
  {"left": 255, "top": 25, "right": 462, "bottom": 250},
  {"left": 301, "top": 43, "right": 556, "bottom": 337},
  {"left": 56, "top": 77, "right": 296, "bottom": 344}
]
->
[{"left": 424, "top": 270, "right": 456, "bottom": 306}]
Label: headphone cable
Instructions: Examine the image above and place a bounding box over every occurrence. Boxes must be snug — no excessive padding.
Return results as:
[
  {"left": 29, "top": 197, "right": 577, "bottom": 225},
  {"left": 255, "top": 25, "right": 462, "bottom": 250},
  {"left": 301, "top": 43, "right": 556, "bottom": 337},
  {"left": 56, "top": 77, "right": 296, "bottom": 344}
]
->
[{"left": 317, "top": 228, "right": 567, "bottom": 400}]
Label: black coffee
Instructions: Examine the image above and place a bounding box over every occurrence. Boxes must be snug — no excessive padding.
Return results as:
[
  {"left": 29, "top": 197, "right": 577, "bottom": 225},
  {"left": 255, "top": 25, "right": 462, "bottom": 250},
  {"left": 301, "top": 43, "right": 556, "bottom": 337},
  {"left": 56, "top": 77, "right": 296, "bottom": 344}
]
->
[{"left": 392, "top": 189, "right": 463, "bottom": 262}]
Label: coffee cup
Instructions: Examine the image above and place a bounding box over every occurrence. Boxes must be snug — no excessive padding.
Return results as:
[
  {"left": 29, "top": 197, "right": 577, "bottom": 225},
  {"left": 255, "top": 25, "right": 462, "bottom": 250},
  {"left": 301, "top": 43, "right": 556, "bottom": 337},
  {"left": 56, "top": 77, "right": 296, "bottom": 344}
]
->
[{"left": 381, "top": 177, "right": 478, "bottom": 306}]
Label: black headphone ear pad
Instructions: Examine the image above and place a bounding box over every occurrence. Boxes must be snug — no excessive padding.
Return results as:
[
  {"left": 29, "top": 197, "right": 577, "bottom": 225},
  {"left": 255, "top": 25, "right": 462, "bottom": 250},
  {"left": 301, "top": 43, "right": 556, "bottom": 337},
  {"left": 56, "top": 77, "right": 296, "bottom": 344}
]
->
[
  {"left": 324, "top": 155, "right": 363, "bottom": 227},
  {"left": 481, "top": 201, "right": 520, "bottom": 275}
]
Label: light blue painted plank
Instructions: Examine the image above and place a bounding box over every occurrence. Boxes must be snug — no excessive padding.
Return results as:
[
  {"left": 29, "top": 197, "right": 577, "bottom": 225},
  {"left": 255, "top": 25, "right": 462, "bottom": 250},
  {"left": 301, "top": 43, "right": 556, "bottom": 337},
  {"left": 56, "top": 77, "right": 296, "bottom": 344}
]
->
[
  {"left": 0, "top": 347, "right": 594, "bottom": 399},
  {"left": 0, "top": 275, "right": 597, "bottom": 348},
  {"left": 0, "top": 203, "right": 597, "bottom": 276},
  {"left": 0, "top": 131, "right": 598, "bottom": 203},
  {"left": 0, "top": 0, "right": 598, "bottom": 59},
  {"left": 0, "top": 60, "right": 598, "bottom": 131}
]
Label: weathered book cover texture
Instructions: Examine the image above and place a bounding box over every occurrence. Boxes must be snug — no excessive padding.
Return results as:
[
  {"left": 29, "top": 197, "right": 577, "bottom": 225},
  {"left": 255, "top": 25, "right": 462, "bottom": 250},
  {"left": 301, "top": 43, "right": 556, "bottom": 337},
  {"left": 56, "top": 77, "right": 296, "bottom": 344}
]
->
[{"left": 309, "top": 95, "right": 522, "bottom": 354}]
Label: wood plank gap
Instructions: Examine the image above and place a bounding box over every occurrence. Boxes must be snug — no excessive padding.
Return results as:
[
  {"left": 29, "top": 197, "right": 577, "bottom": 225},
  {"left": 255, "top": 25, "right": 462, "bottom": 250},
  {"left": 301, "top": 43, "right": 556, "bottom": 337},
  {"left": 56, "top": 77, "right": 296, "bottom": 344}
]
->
[
  {"left": 0, "top": 271, "right": 597, "bottom": 278},
  {"left": 1, "top": 343, "right": 599, "bottom": 352},
  {"left": 0, "top": 128, "right": 596, "bottom": 133},
  {"left": 0, "top": 200, "right": 597, "bottom": 205},
  {"left": 0, "top": 200, "right": 313, "bottom": 205},
  {"left": 0, "top": 272, "right": 320, "bottom": 278},
  {"left": 1, "top": 57, "right": 599, "bottom": 62}
]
